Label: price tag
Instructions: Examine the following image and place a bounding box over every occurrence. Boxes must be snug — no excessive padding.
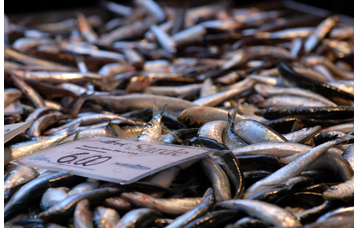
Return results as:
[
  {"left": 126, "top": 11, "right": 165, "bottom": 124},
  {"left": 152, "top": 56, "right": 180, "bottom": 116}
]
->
[
  {"left": 4, "top": 121, "right": 33, "bottom": 144},
  {"left": 12, "top": 136, "right": 216, "bottom": 184}
]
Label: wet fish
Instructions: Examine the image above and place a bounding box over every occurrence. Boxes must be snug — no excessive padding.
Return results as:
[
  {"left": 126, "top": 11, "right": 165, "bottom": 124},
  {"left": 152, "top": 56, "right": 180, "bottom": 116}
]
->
[{"left": 93, "top": 206, "right": 120, "bottom": 228}]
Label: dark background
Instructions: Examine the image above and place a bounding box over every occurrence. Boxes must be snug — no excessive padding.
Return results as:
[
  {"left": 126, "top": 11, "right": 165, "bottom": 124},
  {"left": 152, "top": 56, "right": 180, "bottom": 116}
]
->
[{"left": 4, "top": 0, "right": 354, "bottom": 17}]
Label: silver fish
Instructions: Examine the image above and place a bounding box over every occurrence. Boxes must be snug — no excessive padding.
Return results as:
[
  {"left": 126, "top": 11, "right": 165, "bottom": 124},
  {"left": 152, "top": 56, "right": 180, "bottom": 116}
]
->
[
  {"left": 121, "top": 192, "right": 201, "bottom": 214},
  {"left": 93, "top": 206, "right": 120, "bottom": 228},
  {"left": 217, "top": 199, "right": 301, "bottom": 227},
  {"left": 74, "top": 199, "right": 94, "bottom": 228},
  {"left": 40, "top": 187, "right": 70, "bottom": 211}
]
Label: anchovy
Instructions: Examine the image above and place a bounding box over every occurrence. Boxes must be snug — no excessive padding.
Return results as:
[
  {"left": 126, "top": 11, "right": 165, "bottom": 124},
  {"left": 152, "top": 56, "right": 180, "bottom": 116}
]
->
[
  {"left": 4, "top": 88, "right": 22, "bottom": 108},
  {"left": 244, "top": 136, "right": 353, "bottom": 198},
  {"left": 40, "top": 187, "right": 70, "bottom": 211},
  {"left": 323, "top": 176, "right": 354, "bottom": 201},
  {"left": 68, "top": 181, "right": 100, "bottom": 196},
  {"left": 115, "top": 208, "right": 161, "bottom": 228},
  {"left": 74, "top": 199, "right": 94, "bottom": 228},
  {"left": 198, "top": 121, "right": 228, "bottom": 144},
  {"left": 4, "top": 172, "right": 85, "bottom": 222},
  {"left": 165, "top": 188, "right": 215, "bottom": 228},
  {"left": 4, "top": 165, "right": 39, "bottom": 202},
  {"left": 121, "top": 192, "right": 201, "bottom": 214},
  {"left": 93, "top": 206, "right": 120, "bottom": 228},
  {"left": 11, "top": 75, "right": 46, "bottom": 108},
  {"left": 217, "top": 199, "right": 301, "bottom": 227},
  {"left": 38, "top": 188, "right": 122, "bottom": 222},
  {"left": 27, "top": 112, "right": 71, "bottom": 137},
  {"left": 4, "top": 126, "right": 79, "bottom": 165}
]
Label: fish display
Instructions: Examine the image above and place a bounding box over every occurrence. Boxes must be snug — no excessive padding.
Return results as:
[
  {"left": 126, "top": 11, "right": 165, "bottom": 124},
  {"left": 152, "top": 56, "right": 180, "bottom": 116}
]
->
[{"left": 4, "top": 0, "right": 354, "bottom": 227}]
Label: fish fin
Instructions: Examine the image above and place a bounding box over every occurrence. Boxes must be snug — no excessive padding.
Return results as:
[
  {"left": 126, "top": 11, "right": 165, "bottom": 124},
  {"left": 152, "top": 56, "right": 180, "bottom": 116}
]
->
[
  {"left": 162, "top": 126, "right": 183, "bottom": 144},
  {"left": 153, "top": 98, "right": 171, "bottom": 121},
  {"left": 153, "top": 101, "right": 158, "bottom": 117},
  {"left": 106, "top": 122, "right": 122, "bottom": 137}
]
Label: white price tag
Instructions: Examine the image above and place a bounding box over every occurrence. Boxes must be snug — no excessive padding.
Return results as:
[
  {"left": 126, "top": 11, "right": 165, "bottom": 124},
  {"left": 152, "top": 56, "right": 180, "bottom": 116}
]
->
[
  {"left": 12, "top": 136, "right": 215, "bottom": 184},
  {"left": 4, "top": 121, "right": 33, "bottom": 144}
]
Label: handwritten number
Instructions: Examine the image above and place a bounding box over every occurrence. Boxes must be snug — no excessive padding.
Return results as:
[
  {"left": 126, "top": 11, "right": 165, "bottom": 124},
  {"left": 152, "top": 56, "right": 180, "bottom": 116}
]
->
[{"left": 57, "top": 153, "right": 111, "bottom": 166}]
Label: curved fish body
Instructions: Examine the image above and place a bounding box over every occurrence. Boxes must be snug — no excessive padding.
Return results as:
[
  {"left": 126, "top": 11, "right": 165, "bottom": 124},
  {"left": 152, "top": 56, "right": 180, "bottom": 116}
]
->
[
  {"left": 13, "top": 37, "right": 56, "bottom": 52},
  {"left": 217, "top": 199, "right": 301, "bottom": 227},
  {"left": 114, "top": 208, "right": 161, "bottom": 228},
  {"left": 198, "top": 121, "right": 228, "bottom": 144},
  {"left": 304, "top": 16, "right": 339, "bottom": 54},
  {"left": 4, "top": 88, "right": 22, "bottom": 108},
  {"left": 145, "top": 84, "right": 203, "bottom": 97},
  {"left": 93, "top": 206, "right": 120, "bottom": 228},
  {"left": 91, "top": 94, "right": 197, "bottom": 113},
  {"left": 283, "top": 125, "right": 322, "bottom": 143},
  {"left": 4, "top": 165, "right": 40, "bottom": 201},
  {"left": 4, "top": 125, "right": 79, "bottom": 165},
  {"left": 40, "top": 187, "right": 70, "bottom": 211},
  {"left": 38, "top": 188, "right": 122, "bottom": 222},
  {"left": 147, "top": 166, "right": 180, "bottom": 197},
  {"left": 343, "top": 145, "right": 354, "bottom": 171},
  {"left": 233, "top": 119, "right": 287, "bottom": 144},
  {"left": 104, "top": 197, "right": 132, "bottom": 211},
  {"left": 258, "top": 95, "right": 330, "bottom": 108},
  {"left": 74, "top": 199, "right": 94, "bottom": 228},
  {"left": 68, "top": 181, "right": 100, "bottom": 196},
  {"left": 193, "top": 79, "right": 254, "bottom": 107},
  {"left": 244, "top": 136, "right": 352, "bottom": 198},
  {"left": 165, "top": 188, "right": 215, "bottom": 228},
  {"left": 178, "top": 107, "right": 230, "bottom": 127},
  {"left": 200, "top": 157, "right": 231, "bottom": 202},
  {"left": 121, "top": 192, "right": 202, "bottom": 214},
  {"left": 254, "top": 84, "right": 337, "bottom": 107},
  {"left": 27, "top": 112, "right": 70, "bottom": 137},
  {"left": 4, "top": 172, "right": 85, "bottom": 222},
  {"left": 323, "top": 176, "right": 354, "bottom": 201},
  {"left": 11, "top": 70, "right": 101, "bottom": 84},
  {"left": 11, "top": 75, "right": 46, "bottom": 108},
  {"left": 25, "top": 107, "right": 56, "bottom": 122}
]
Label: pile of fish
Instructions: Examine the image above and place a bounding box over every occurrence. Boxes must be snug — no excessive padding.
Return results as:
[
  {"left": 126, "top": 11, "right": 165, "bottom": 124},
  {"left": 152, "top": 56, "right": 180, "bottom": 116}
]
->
[{"left": 4, "top": 0, "right": 354, "bottom": 227}]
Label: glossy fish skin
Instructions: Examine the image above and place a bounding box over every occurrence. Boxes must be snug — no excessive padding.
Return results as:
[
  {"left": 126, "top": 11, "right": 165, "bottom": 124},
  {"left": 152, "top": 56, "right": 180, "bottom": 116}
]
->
[
  {"left": 4, "top": 124, "right": 79, "bottom": 165},
  {"left": 229, "top": 217, "right": 268, "bottom": 228},
  {"left": 4, "top": 88, "right": 22, "bottom": 108},
  {"left": 4, "top": 165, "right": 39, "bottom": 202},
  {"left": 236, "top": 155, "right": 282, "bottom": 173},
  {"left": 254, "top": 84, "right": 337, "bottom": 107},
  {"left": 185, "top": 137, "right": 228, "bottom": 150},
  {"left": 11, "top": 75, "right": 46, "bottom": 108},
  {"left": 104, "top": 197, "right": 132, "bottom": 211},
  {"left": 296, "top": 200, "right": 340, "bottom": 224},
  {"left": 244, "top": 137, "right": 352, "bottom": 198},
  {"left": 137, "top": 102, "right": 168, "bottom": 142},
  {"left": 183, "top": 210, "right": 243, "bottom": 228},
  {"left": 40, "top": 187, "right": 70, "bottom": 211},
  {"left": 27, "top": 112, "right": 70, "bottom": 137},
  {"left": 4, "top": 172, "right": 85, "bottom": 222},
  {"left": 165, "top": 188, "right": 215, "bottom": 228},
  {"left": 198, "top": 120, "right": 228, "bottom": 144},
  {"left": 91, "top": 94, "right": 197, "bottom": 114},
  {"left": 258, "top": 95, "right": 330, "bottom": 108},
  {"left": 215, "top": 152, "right": 245, "bottom": 199},
  {"left": 115, "top": 208, "right": 161, "bottom": 228},
  {"left": 283, "top": 125, "right": 322, "bottom": 144},
  {"left": 200, "top": 157, "right": 231, "bottom": 202},
  {"left": 93, "top": 206, "right": 120, "bottom": 228},
  {"left": 74, "top": 199, "right": 94, "bottom": 228},
  {"left": 316, "top": 206, "right": 354, "bottom": 222},
  {"left": 233, "top": 119, "right": 288, "bottom": 144},
  {"left": 222, "top": 112, "right": 248, "bottom": 150},
  {"left": 256, "top": 106, "right": 354, "bottom": 120},
  {"left": 177, "top": 107, "right": 232, "bottom": 127},
  {"left": 278, "top": 61, "right": 354, "bottom": 104},
  {"left": 68, "top": 181, "right": 100, "bottom": 196},
  {"left": 121, "top": 192, "right": 202, "bottom": 214},
  {"left": 38, "top": 188, "right": 122, "bottom": 222},
  {"left": 216, "top": 199, "right": 301, "bottom": 227},
  {"left": 343, "top": 145, "right": 354, "bottom": 171},
  {"left": 323, "top": 176, "right": 354, "bottom": 202}
]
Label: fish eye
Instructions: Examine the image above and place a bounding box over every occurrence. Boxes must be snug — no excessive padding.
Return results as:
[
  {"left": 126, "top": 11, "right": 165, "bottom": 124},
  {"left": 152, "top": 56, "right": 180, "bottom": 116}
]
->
[{"left": 185, "top": 116, "right": 194, "bottom": 125}]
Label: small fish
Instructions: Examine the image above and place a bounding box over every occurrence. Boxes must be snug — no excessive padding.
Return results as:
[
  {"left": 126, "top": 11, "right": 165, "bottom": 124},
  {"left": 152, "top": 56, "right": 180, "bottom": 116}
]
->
[
  {"left": 93, "top": 206, "right": 120, "bottom": 228},
  {"left": 74, "top": 199, "right": 94, "bottom": 228},
  {"left": 40, "top": 187, "right": 70, "bottom": 211}
]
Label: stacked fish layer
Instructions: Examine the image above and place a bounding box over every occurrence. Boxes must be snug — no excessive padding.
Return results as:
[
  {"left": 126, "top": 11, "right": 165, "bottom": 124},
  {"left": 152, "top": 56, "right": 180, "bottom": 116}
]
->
[{"left": 4, "top": 1, "right": 354, "bottom": 227}]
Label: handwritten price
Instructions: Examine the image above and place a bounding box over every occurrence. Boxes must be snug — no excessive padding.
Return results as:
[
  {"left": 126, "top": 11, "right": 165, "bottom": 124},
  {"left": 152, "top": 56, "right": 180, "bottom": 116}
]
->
[{"left": 57, "top": 153, "right": 112, "bottom": 166}]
